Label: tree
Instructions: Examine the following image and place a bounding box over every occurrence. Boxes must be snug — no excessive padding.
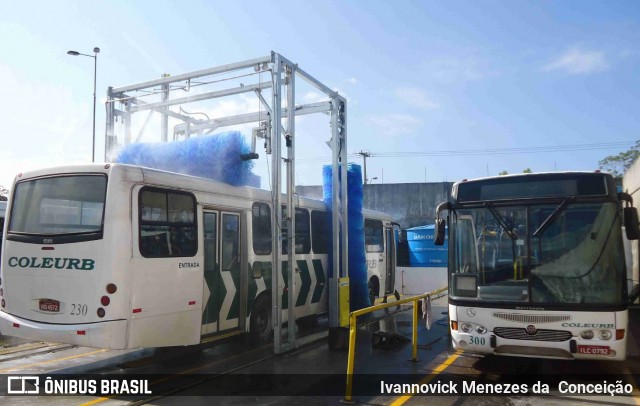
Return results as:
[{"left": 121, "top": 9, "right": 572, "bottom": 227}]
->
[
  {"left": 522, "top": 168, "right": 533, "bottom": 173},
  {"left": 498, "top": 170, "right": 508, "bottom": 176},
  {"left": 0, "top": 185, "right": 8, "bottom": 200},
  {"left": 599, "top": 140, "right": 640, "bottom": 178}
]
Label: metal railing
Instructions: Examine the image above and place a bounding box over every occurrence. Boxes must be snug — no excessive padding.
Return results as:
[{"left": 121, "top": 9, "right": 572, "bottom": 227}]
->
[{"left": 344, "top": 286, "right": 448, "bottom": 402}]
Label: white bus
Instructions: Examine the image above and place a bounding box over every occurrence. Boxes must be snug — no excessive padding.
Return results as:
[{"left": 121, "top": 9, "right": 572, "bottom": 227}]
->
[
  {"left": 0, "top": 164, "right": 396, "bottom": 349},
  {"left": 434, "top": 172, "right": 639, "bottom": 361}
]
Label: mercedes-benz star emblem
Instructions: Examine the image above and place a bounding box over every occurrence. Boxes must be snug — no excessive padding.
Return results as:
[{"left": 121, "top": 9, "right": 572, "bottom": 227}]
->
[
  {"left": 525, "top": 325, "right": 537, "bottom": 335},
  {"left": 466, "top": 308, "right": 476, "bottom": 317}
]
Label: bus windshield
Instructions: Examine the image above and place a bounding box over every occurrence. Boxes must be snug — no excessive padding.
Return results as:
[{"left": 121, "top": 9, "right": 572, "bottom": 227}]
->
[
  {"left": 451, "top": 202, "right": 626, "bottom": 305},
  {"left": 9, "top": 175, "right": 107, "bottom": 235}
]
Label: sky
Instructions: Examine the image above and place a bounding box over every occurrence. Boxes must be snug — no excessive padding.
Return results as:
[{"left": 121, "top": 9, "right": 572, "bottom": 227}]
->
[{"left": 0, "top": 0, "right": 639, "bottom": 190}]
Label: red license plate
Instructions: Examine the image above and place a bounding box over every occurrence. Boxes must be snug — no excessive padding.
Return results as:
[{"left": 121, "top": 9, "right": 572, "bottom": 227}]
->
[
  {"left": 39, "top": 299, "right": 60, "bottom": 312},
  {"left": 577, "top": 345, "right": 610, "bottom": 355}
]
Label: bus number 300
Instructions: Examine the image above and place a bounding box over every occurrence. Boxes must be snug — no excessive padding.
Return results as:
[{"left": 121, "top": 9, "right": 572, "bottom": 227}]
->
[
  {"left": 71, "top": 304, "right": 88, "bottom": 316},
  {"left": 470, "top": 336, "right": 486, "bottom": 345}
]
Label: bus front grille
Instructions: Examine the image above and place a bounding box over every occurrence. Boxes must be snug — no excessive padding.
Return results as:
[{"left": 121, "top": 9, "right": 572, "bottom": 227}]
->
[
  {"left": 493, "top": 327, "right": 572, "bottom": 342},
  {"left": 492, "top": 312, "right": 571, "bottom": 324}
]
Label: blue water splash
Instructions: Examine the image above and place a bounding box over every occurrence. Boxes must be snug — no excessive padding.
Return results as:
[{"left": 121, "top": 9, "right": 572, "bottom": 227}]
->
[{"left": 115, "top": 131, "right": 258, "bottom": 187}]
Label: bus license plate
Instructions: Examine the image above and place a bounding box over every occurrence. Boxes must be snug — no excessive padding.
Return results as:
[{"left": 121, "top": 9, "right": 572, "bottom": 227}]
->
[
  {"left": 577, "top": 345, "right": 610, "bottom": 355},
  {"left": 39, "top": 299, "right": 60, "bottom": 312}
]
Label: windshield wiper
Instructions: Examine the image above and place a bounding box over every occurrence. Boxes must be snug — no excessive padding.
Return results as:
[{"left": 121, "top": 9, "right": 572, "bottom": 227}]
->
[
  {"left": 533, "top": 197, "right": 574, "bottom": 237},
  {"left": 485, "top": 202, "right": 517, "bottom": 240}
]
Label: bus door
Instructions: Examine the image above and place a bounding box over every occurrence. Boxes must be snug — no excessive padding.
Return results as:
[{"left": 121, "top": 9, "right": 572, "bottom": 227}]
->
[
  {"left": 202, "top": 210, "right": 241, "bottom": 334},
  {"left": 384, "top": 227, "right": 395, "bottom": 294}
]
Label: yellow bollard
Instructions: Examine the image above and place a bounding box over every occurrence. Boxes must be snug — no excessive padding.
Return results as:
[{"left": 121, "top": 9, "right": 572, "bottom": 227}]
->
[
  {"left": 344, "top": 312, "right": 357, "bottom": 402},
  {"left": 412, "top": 299, "right": 419, "bottom": 361}
]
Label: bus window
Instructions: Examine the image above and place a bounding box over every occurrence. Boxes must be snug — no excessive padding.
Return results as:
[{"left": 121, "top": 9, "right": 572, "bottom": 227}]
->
[
  {"left": 295, "top": 208, "right": 311, "bottom": 254},
  {"left": 281, "top": 207, "right": 311, "bottom": 255},
  {"left": 10, "top": 175, "right": 106, "bottom": 236},
  {"left": 365, "top": 218, "right": 384, "bottom": 253},
  {"left": 139, "top": 188, "right": 197, "bottom": 258},
  {"left": 311, "top": 210, "right": 329, "bottom": 254},
  {"left": 252, "top": 202, "right": 271, "bottom": 255}
]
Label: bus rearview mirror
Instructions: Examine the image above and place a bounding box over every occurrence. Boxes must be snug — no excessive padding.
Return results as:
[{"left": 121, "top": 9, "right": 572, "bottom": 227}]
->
[
  {"left": 624, "top": 207, "right": 639, "bottom": 240},
  {"left": 434, "top": 218, "right": 446, "bottom": 246}
]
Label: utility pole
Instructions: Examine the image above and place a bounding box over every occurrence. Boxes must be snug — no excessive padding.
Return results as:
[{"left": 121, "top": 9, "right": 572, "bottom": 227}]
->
[{"left": 356, "top": 150, "right": 371, "bottom": 184}]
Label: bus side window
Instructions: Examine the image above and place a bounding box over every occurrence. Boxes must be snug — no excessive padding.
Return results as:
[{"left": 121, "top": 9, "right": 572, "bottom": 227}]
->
[
  {"left": 365, "top": 218, "right": 384, "bottom": 253},
  {"left": 252, "top": 202, "right": 271, "bottom": 255},
  {"left": 281, "top": 207, "right": 311, "bottom": 255},
  {"left": 311, "top": 210, "right": 329, "bottom": 254},
  {"left": 139, "top": 188, "right": 197, "bottom": 258}
]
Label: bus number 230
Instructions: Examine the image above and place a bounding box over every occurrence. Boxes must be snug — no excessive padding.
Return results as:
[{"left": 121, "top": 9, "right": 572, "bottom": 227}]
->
[{"left": 71, "top": 304, "right": 88, "bottom": 316}]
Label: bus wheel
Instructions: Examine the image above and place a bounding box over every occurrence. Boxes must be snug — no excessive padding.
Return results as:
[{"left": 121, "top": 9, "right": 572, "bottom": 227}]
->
[{"left": 250, "top": 294, "right": 273, "bottom": 344}]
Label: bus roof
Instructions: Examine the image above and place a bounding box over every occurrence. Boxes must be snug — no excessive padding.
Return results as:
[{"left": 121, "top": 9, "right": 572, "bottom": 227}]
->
[{"left": 11, "top": 163, "right": 392, "bottom": 221}]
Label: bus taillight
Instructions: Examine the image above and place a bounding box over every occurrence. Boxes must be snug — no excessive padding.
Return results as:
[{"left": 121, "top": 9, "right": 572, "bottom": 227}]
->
[
  {"left": 101, "top": 296, "right": 110, "bottom": 306},
  {"left": 106, "top": 284, "right": 117, "bottom": 294},
  {"left": 77, "top": 331, "right": 86, "bottom": 335},
  {"left": 97, "top": 308, "right": 105, "bottom": 318},
  {"left": 451, "top": 320, "right": 458, "bottom": 331},
  {"left": 616, "top": 329, "right": 625, "bottom": 340}
]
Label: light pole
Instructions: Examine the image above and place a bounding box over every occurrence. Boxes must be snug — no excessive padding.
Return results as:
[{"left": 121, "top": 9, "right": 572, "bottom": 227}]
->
[{"left": 67, "top": 47, "right": 100, "bottom": 162}]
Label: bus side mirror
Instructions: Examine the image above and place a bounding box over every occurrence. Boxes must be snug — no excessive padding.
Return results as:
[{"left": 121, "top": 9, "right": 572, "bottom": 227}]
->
[
  {"left": 624, "top": 207, "right": 639, "bottom": 240},
  {"left": 434, "top": 218, "right": 446, "bottom": 246}
]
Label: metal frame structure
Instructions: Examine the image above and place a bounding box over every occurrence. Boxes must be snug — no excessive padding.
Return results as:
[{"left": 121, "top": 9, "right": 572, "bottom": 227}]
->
[{"left": 105, "top": 51, "right": 348, "bottom": 353}]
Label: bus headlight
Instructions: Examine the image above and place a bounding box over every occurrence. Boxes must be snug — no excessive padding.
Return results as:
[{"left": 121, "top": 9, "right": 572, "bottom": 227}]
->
[
  {"left": 599, "top": 330, "right": 612, "bottom": 340},
  {"left": 580, "top": 330, "right": 594, "bottom": 340},
  {"left": 460, "top": 322, "right": 487, "bottom": 334}
]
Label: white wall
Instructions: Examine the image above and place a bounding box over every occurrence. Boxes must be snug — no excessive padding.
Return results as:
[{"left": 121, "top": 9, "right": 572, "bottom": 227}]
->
[{"left": 395, "top": 266, "right": 448, "bottom": 296}]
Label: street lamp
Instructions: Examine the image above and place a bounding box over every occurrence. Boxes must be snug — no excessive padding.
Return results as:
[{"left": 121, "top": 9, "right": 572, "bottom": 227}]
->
[
  {"left": 370, "top": 177, "right": 378, "bottom": 184},
  {"left": 67, "top": 47, "right": 100, "bottom": 162}
]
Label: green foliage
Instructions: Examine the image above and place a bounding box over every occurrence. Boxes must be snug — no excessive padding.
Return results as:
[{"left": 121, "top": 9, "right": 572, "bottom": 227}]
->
[
  {"left": 498, "top": 170, "right": 508, "bottom": 176},
  {"left": 522, "top": 168, "right": 533, "bottom": 173},
  {"left": 599, "top": 140, "right": 640, "bottom": 178}
]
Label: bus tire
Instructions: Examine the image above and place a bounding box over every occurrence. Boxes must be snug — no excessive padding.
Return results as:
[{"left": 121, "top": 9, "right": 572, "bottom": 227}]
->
[{"left": 250, "top": 294, "right": 273, "bottom": 344}]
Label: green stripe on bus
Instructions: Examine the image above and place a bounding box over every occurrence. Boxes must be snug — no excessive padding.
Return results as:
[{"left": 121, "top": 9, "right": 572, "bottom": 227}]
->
[
  {"left": 247, "top": 263, "right": 259, "bottom": 317},
  {"left": 311, "top": 259, "right": 325, "bottom": 303},
  {"left": 227, "top": 262, "right": 241, "bottom": 320},
  {"left": 296, "top": 260, "right": 311, "bottom": 307},
  {"left": 282, "top": 261, "right": 288, "bottom": 310},
  {"left": 203, "top": 266, "right": 224, "bottom": 324}
]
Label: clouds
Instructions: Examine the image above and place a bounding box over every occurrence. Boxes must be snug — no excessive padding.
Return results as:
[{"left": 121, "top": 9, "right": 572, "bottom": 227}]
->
[
  {"left": 366, "top": 113, "right": 423, "bottom": 136},
  {"left": 394, "top": 87, "right": 438, "bottom": 110},
  {"left": 542, "top": 48, "right": 609, "bottom": 75}
]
